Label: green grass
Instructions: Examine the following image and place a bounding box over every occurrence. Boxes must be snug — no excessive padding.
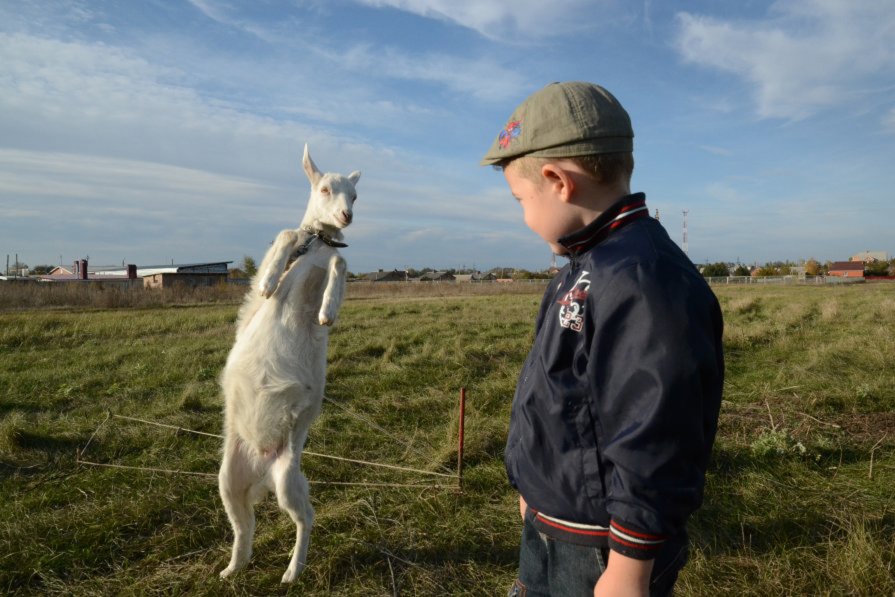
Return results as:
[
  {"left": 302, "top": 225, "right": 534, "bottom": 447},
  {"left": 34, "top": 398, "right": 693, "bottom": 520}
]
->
[{"left": 1, "top": 283, "right": 894, "bottom": 595}]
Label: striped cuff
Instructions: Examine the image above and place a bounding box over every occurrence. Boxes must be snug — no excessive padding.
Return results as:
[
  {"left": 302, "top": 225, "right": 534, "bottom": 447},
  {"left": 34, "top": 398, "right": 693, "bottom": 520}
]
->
[
  {"left": 608, "top": 520, "right": 666, "bottom": 560},
  {"left": 527, "top": 508, "right": 609, "bottom": 547}
]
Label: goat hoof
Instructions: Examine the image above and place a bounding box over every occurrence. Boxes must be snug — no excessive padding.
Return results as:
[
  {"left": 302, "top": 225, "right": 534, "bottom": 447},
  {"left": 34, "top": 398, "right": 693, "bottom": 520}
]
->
[
  {"left": 281, "top": 564, "right": 304, "bottom": 583},
  {"left": 219, "top": 566, "right": 237, "bottom": 579},
  {"left": 318, "top": 315, "right": 333, "bottom": 326}
]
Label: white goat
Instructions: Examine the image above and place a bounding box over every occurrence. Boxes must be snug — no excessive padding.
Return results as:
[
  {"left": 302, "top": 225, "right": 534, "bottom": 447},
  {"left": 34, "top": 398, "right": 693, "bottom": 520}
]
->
[{"left": 218, "top": 145, "right": 359, "bottom": 582}]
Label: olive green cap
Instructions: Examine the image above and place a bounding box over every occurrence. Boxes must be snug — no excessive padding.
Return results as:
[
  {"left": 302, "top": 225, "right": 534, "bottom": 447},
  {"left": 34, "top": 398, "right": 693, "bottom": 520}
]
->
[{"left": 480, "top": 81, "right": 633, "bottom": 166}]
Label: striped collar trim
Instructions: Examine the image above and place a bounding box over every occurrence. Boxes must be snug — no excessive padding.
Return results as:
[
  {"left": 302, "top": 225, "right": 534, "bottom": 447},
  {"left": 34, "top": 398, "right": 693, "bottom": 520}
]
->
[{"left": 558, "top": 193, "right": 648, "bottom": 255}]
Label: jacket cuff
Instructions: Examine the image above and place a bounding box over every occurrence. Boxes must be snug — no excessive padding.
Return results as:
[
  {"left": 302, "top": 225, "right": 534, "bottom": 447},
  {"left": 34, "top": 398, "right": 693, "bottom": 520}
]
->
[{"left": 608, "top": 520, "right": 666, "bottom": 560}]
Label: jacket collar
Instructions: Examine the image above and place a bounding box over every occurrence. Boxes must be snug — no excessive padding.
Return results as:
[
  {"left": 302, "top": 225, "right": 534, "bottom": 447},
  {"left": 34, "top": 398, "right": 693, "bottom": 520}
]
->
[{"left": 558, "top": 193, "right": 648, "bottom": 255}]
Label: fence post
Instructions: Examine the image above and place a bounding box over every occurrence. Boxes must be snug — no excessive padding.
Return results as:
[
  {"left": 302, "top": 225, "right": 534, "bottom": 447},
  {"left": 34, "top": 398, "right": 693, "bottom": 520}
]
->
[{"left": 458, "top": 387, "right": 466, "bottom": 492}]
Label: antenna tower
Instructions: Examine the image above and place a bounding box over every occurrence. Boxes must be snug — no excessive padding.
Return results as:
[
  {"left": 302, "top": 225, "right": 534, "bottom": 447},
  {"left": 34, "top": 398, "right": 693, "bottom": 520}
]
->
[{"left": 682, "top": 210, "right": 689, "bottom": 257}]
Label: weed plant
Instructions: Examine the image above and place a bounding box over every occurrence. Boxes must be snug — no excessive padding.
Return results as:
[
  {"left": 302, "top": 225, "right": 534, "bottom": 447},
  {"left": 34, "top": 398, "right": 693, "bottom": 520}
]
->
[{"left": 0, "top": 283, "right": 893, "bottom": 595}]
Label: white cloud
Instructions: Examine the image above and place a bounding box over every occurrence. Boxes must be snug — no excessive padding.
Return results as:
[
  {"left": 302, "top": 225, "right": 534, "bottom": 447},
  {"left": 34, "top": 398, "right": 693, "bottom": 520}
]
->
[
  {"left": 334, "top": 44, "right": 529, "bottom": 102},
  {"left": 179, "top": 1, "right": 530, "bottom": 102},
  {"left": 0, "top": 32, "right": 340, "bottom": 181},
  {"left": 675, "top": 0, "right": 895, "bottom": 120},
  {"left": 0, "top": 149, "right": 275, "bottom": 198},
  {"left": 351, "top": 0, "right": 606, "bottom": 41}
]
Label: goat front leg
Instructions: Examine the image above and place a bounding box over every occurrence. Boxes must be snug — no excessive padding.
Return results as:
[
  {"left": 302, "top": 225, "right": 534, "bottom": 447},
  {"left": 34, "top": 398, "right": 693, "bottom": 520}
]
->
[
  {"left": 318, "top": 253, "right": 346, "bottom": 326},
  {"left": 258, "top": 230, "right": 302, "bottom": 298}
]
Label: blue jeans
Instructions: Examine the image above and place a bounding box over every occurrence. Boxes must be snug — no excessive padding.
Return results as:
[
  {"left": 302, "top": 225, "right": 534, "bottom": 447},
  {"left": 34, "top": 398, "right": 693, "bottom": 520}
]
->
[{"left": 508, "top": 514, "right": 685, "bottom": 596}]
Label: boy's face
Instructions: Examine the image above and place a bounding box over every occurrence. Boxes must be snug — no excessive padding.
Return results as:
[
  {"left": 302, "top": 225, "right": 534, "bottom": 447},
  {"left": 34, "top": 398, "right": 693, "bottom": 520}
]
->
[{"left": 503, "top": 160, "right": 578, "bottom": 255}]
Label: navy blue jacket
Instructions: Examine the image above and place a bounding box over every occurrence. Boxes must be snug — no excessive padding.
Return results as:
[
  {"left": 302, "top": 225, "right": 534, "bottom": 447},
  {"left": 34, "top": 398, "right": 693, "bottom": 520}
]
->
[{"left": 505, "top": 193, "right": 724, "bottom": 560}]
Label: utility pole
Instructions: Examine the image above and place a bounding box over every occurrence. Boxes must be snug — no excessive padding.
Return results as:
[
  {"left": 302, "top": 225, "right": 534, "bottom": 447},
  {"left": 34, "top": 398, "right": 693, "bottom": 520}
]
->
[{"left": 682, "top": 210, "right": 689, "bottom": 258}]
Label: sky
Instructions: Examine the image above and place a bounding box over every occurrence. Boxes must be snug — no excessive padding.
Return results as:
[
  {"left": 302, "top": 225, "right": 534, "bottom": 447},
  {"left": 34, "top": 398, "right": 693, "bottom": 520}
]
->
[{"left": 1, "top": 0, "right": 893, "bottom": 273}]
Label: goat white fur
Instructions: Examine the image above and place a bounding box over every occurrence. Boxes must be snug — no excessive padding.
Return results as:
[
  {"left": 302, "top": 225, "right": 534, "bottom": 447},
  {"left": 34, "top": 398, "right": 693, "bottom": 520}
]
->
[{"left": 218, "top": 145, "right": 359, "bottom": 582}]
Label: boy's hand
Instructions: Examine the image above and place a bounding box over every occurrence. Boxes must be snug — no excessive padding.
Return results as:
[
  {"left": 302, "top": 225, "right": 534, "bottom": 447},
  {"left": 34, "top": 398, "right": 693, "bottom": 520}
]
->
[
  {"left": 593, "top": 550, "right": 653, "bottom": 597},
  {"left": 519, "top": 495, "right": 527, "bottom": 520}
]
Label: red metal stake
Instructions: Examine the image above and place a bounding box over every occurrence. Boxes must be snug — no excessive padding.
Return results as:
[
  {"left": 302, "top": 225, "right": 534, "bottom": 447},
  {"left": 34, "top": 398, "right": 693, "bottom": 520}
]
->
[{"left": 458, "top": 387, "right": 466, "bottom": 491}]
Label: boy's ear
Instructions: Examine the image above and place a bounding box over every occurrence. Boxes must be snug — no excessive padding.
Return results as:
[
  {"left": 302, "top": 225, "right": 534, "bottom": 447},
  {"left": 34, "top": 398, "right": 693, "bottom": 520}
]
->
[{"left": 540, "top": 163, "right": 575, "bottom": 203}]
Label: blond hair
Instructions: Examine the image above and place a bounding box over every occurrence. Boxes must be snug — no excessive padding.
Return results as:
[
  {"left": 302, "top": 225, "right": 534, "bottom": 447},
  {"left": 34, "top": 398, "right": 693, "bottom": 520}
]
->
[{"left": 504, "top": 152, "right": 634, "bottom": 187}]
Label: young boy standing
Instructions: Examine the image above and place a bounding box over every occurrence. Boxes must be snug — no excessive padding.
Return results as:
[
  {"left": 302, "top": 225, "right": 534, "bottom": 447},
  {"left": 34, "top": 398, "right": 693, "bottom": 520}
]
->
[{"left": 482, "top": 82, "right": 724, "bottom": 596}]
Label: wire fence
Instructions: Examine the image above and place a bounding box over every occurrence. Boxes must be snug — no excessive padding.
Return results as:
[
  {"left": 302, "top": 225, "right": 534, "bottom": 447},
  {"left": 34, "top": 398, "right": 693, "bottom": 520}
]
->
[
  {"left": 705, "top": 275, "right": 867, "bottom": 286},
  {"left": 76, "top": 397, "right": 462, "bottom": 491}
]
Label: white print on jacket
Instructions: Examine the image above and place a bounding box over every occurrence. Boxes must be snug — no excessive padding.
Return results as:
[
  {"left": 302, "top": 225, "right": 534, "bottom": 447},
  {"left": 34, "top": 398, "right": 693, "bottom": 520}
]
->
[{"left": 557, "top": 270, "right": 591, "bottom": 333}]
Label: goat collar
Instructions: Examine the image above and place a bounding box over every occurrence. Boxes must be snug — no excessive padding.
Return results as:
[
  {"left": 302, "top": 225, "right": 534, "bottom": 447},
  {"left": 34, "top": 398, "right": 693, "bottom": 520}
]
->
[{"left": 301, "top": 226, "right": 348, "bottom": 248}]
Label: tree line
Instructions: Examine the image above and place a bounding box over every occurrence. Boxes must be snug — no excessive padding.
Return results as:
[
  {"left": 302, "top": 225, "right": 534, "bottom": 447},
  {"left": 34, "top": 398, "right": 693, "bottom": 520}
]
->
[{"left": 700, "top": 258, "right": 895, "bottom": 278}]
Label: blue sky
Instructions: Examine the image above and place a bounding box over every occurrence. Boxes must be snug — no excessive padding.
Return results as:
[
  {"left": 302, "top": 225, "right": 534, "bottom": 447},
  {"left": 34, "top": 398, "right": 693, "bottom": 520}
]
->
[{"left": 1, "top": 0, "right": 893, "bottom": 273}]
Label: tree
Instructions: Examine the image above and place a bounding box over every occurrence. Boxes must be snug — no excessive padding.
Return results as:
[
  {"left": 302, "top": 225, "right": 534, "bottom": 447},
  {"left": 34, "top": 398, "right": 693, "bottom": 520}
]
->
[
  {"left": 733, "top": 264, "right": 751, "bottom": 277},
  {"left": 865, "top": 259, "right": 890, "bottom": 277},
  {"left": 701, "top": 262, "right": 730, "bottom": 277},
  {"left": 804, "top": 258, "right": 821, "bottom": 276},
  {"left": 754, "top": 265, "right": 779, "bottom": 276},
  {"left": 242, "top": 255, "right": 257, "bottom": 277},
  {"left": 30, "top": 264, "right": 54, "bottom": 275}
]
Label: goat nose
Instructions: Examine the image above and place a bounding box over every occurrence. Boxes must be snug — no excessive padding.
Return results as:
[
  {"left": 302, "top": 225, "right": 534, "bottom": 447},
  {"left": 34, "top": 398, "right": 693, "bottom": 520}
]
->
[{"left": 341, "top": 210, "right": 352, "bottom": 224}]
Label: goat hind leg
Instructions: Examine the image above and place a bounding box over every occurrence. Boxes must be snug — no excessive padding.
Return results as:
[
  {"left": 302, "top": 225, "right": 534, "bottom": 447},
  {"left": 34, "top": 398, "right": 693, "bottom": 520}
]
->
[
  {"left": 274, "top": 456, "right": 314, "bottom": 583},
  {"left": 218, "top": 440, "right": 257, "bottom": 578}
]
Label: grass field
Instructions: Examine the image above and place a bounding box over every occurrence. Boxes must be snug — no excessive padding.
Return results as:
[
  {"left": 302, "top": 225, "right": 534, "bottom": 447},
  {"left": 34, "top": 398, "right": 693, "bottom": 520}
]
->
[{"left": 1, "top": 282, "right": 893, "bottom": 595}]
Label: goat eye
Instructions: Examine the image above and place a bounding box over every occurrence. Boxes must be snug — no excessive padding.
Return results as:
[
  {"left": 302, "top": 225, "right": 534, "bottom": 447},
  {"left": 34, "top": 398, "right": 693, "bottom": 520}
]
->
[{"left": 321, "top": 187, "right": 330, "bottom": 195}]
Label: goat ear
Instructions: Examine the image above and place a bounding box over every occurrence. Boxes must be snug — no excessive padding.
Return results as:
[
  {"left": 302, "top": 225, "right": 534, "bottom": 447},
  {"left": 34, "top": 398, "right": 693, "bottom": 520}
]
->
[
  {"left": 348, "top": 171, "right": 361, "bottom": 186},
  {"left": 302, "top": 144, "right": 322, "bottom": 186}
]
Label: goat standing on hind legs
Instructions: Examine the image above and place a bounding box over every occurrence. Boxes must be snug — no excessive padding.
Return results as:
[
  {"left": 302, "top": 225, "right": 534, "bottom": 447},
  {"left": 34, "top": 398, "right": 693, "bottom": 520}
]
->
[{"left": 218, "top": 144, "right": 360, "bottom": 583}]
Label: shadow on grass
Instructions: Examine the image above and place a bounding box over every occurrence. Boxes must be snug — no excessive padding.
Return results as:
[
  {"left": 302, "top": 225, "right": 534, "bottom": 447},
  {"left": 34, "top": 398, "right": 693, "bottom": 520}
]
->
[
  {"left": 7, "top": 428, "right": 85, "bottom": 453},
  {"left": 0, "top": 401, "right": 47, "bottom": 415}
]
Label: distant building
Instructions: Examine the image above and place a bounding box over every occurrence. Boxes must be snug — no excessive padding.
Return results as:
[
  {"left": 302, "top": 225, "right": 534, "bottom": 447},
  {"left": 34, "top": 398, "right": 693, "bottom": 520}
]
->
[
  {"left": 36, "top": 260, "right": 232, "bottom": 288},
  {"left": 94, "top": 262, "right": 231, "bottom": 277},
  {"left": 36, "top": 259, "right": 138, "bottom": 284},
  {"left": 828, "top": 261, "right": 865, "bottom": 278},
  {"left": 47, "top": 265, "right": 74, "bottom": 276},
  {"left": 363, "top": 269, "right": 408, "bottom": 282},
  {"left": 135, "top": 262, "right": 231, "bottom": 288},
  {"left": 851, "top": 251, "right": 888, "bottom": 263},
  {"left": 419, "top": 271, "right": 455, "bottom": 282},
  {"left": 455, "top": 272, "right": 497, "bottom": 282},
  {"left": 143, "top": 272, "right": 228, "bottom": 289}
]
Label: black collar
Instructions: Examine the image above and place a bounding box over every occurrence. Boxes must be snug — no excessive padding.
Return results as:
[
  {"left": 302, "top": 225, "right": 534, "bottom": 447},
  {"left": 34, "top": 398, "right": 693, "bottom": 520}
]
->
[
  {"left": 558, "top": 193, "right": 648, "bottom": 255},
  {"left": 301, "top": 226, "right": 348, "bottom": 248}
]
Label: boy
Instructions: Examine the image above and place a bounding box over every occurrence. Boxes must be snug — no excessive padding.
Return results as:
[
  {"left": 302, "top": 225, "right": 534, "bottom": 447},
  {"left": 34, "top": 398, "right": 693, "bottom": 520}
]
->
[{"left": 481, "top": 82, "right": 724, "bottom": 596}]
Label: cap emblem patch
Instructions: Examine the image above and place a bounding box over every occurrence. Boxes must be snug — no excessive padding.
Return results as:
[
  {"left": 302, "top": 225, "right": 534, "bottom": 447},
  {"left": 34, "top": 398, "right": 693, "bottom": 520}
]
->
[{"left": 498, "top": 119, "right": 522, "bottom": 149}]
